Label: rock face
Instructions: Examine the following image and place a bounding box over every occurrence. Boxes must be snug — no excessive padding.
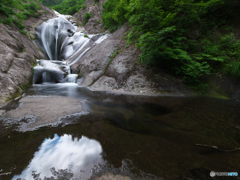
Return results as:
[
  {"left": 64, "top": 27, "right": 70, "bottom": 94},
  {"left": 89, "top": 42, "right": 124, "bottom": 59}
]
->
[
  {"left": 70, "top": 0, "right": 195, "bottom": 96},
  {"left": 73, "top": 0, "right": 107, "bottom": 34},
  {"left": 67, "top": 23, "right": 194, "bottom": 96},
  {"left": 0, "top": 6, "right": 56, "bottom": 106}
]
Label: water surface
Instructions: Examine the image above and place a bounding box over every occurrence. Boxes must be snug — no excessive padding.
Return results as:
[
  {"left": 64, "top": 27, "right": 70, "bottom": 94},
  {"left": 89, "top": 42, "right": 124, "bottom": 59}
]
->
[{"left": 0, "top": 84, "right": 240, "bottom": 179}]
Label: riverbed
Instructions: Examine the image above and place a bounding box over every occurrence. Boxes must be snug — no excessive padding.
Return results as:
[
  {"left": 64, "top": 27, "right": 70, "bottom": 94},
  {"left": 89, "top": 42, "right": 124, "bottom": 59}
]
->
[{"left": 0, "top": 83, "right": 240, "bottom": 179}]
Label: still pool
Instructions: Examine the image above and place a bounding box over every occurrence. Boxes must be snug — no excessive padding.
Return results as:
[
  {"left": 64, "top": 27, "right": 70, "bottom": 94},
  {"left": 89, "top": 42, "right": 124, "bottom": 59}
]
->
[{"left": 0, "top": 84, "right": 240, "bottom": 179}]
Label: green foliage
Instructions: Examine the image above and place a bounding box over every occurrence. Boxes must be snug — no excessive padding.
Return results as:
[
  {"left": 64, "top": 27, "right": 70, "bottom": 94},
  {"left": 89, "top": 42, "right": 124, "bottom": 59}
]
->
[
  {"left": 42, "top": 0, "right": 63, "bottom": 7},
  {"left": 84, "top": 34, "right": 89, "bottom": 38},
  {"left": 0, "top": 0, "right": 42, "bottom": 32},
  {"left": 224, "top": 61, "right": 240, "bottom": 78},
  {"left": 102, "top": 0, "right": 128, "bottom": 32},
  {"left": 4, "top": 17, "right": 14, "bottom": 26},
  {"left": 51, "top": 0, "right": 86, "bottom": 15},
  {"left": 20, "top": 30, "right": 27, "bottom": 34},
  {"left": 102, "top": 0, "right": 240, "bottom": 87},
  {"left": 0, "top": 3, "right": 16, "bottom": 17},
  {"left": 83, "top": 12, "right": 92, "bottom": 25}
]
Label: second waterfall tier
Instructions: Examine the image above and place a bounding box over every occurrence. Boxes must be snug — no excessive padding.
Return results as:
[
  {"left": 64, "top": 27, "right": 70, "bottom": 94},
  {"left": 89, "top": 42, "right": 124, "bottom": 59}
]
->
[{"left": 33, "top": 60, "right": 78, "bottom": 84}]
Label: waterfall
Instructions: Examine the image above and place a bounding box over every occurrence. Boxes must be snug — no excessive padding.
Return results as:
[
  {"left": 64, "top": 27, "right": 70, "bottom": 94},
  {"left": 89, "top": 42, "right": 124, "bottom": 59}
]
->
[
  {"left": 34, "top": 11, "right": 109, "bottom": 84},
  {"left": 36, "top": 17, "right": 76, "bottom": 60},
  {"left": 42, "top": 72, "right": 47, "bottom": 82},
  {"left": 66, "top": 74, "right": 78, "bottom": 83}
]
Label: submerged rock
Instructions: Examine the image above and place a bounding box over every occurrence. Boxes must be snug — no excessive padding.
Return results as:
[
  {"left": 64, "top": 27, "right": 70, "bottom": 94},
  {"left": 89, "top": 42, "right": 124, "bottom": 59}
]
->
[{"left": 0, "top": 96, "right": 87, "bottom": 131}]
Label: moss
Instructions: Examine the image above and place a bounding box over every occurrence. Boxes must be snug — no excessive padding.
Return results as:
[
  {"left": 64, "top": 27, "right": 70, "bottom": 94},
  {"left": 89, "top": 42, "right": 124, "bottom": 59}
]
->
[
  {"left": 20, "top": 68, "right": 33, "bottom": 90},
  {"left": 33, "top": 61, "right": 38, "bottom": 67},
  {"left": 21, "top": 83, "right": 31, "bottom": 91},
  {"left": 102, "top": 49, "right": 120, "bottom": 76},
  {"left": 21, "top": 47, "right": 25, "bottom": 52},
  {"left": 204, "top": 86, "right": 230, "bottom": 100},
  {"left": 30, "top": 34, "right": 37, "bottom": 40},
  {"left": 200, "top": 77, "right": 231, "bottom": 100},
  {"left": 84, "top": 34, "right": 89, "bottom": 38},
  {"left": 77, "top": 74, "right": 82, "bottom": 79}
]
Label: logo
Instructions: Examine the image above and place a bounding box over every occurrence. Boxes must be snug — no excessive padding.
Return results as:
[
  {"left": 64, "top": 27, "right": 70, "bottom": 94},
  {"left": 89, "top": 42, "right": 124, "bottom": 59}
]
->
[{"left": 210, "top": 171, "right": 238, "bottom": 177}]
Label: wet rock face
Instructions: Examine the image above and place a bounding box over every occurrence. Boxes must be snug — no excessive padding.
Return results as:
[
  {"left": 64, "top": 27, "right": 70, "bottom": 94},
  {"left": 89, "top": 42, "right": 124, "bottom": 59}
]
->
[{"left": 0, "top": 6, "right": 56, "bottom": 106}]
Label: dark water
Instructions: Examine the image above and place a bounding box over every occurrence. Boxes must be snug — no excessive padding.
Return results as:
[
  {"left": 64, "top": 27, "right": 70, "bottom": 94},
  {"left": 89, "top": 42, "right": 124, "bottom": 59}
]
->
[{"left": 0, "top": 83, "right": 240, "bottom": 180}]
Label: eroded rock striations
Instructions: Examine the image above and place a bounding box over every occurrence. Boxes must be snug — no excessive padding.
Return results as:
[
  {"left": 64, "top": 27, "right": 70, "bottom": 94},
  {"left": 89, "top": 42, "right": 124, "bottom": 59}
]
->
[{"left": 0, "top": 6, "right": 56, "bottom": 106}]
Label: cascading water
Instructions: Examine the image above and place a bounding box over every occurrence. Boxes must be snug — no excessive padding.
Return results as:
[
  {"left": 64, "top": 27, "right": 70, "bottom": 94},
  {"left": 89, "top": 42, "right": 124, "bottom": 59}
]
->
[
  {"left": 36, "top": 17, "right": 76, "bottom": 60},
  {"left": 33, "top": 11, "right": 109, "bottom": 84}
]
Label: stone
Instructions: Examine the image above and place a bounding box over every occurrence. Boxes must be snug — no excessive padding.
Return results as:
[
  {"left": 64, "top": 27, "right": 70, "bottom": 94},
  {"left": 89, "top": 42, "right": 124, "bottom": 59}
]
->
[
  {"left": 0, "top": 6, "right": 56, "bottom": 106},
  {"left": 73, "top": 0, "right": 107, "bottom": 34}
]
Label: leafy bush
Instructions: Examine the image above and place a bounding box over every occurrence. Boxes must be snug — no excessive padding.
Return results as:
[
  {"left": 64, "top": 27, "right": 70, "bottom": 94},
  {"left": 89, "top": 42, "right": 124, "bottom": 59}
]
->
[
  {"left": 42, "top": 0, "right": 63, "bottom": 7},
  {"left": 0, "top": 0, "right": 42, "bottom": 32},
  {"left": 4, "top": 17, "right": 13, "bottom": 26},
  {"left": 102, "top": 0, "right": 128, "bottom": 32},
  {"left": 101, "top": 0, "right": 240, "bottom": 87},
  {"left": 20, "top": 30, "right": 27, "bottom": 34},
  {"left": 83, "top": 12, "right": 92, "bottom": 25},
  {"left": 51, "top": 0, "right": 86, "bottom": 15}
]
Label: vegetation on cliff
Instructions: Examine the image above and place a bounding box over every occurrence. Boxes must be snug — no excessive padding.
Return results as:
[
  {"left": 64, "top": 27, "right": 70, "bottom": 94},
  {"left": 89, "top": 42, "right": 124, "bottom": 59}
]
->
[
  {"left": 102, "top": 0, "right": 240, "bottom": 89},
  {"left": 42, "top": 0, "right": 63, "bottom": 6},
  {"left": 0, "top": 0, "right": 42, "bottom": 34},
  {"left": 43, "top": 0, "right": 86, "bottom": 15}
]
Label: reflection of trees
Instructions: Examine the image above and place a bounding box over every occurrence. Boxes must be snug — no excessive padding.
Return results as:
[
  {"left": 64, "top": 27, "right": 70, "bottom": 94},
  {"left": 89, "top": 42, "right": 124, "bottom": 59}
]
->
[{"left": 42, "top": 168, "right": 73, "bottom": 180}]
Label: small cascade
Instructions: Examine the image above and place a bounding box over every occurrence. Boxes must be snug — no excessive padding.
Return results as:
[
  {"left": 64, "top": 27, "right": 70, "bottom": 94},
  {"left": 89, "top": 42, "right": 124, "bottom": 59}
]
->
[
  {"left": 66, "top": 74, "right": 78, "bottom": 83},
  {"left": 42, "top": 72, "right": 47, "bottom": 82},
  {"left": 33, "top": 60, "right": 78, "bottom": 84}
]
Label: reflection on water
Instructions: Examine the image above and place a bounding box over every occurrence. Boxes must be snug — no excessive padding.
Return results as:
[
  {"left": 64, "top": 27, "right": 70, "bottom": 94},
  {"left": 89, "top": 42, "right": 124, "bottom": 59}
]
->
[
  {"left": 0, "top": 84, "right": 240, "bottom": 179},
  {"left": 12, "top": 135, "right": 105, "bottom": 180}
]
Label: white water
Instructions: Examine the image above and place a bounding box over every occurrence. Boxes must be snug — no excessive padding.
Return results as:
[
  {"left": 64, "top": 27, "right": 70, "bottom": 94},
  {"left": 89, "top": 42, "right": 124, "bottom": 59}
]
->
[
  {"left": 33, "top": 60, "right": 76, "bottom": 84},
  {"left": 38, "top": 17, "right": 76, "bottom": 60},
  {"left": 34, "top": 11, "right": 109, "bottom": 84},
  {"left": 66, "top": 74, "right": 78, "bottom": 83}
]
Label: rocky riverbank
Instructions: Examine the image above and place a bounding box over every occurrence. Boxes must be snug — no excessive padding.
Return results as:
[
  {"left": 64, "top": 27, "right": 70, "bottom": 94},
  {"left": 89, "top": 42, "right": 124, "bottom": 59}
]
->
[{"left": 0, "top": 5, "right": 56, "bottom": 106}]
